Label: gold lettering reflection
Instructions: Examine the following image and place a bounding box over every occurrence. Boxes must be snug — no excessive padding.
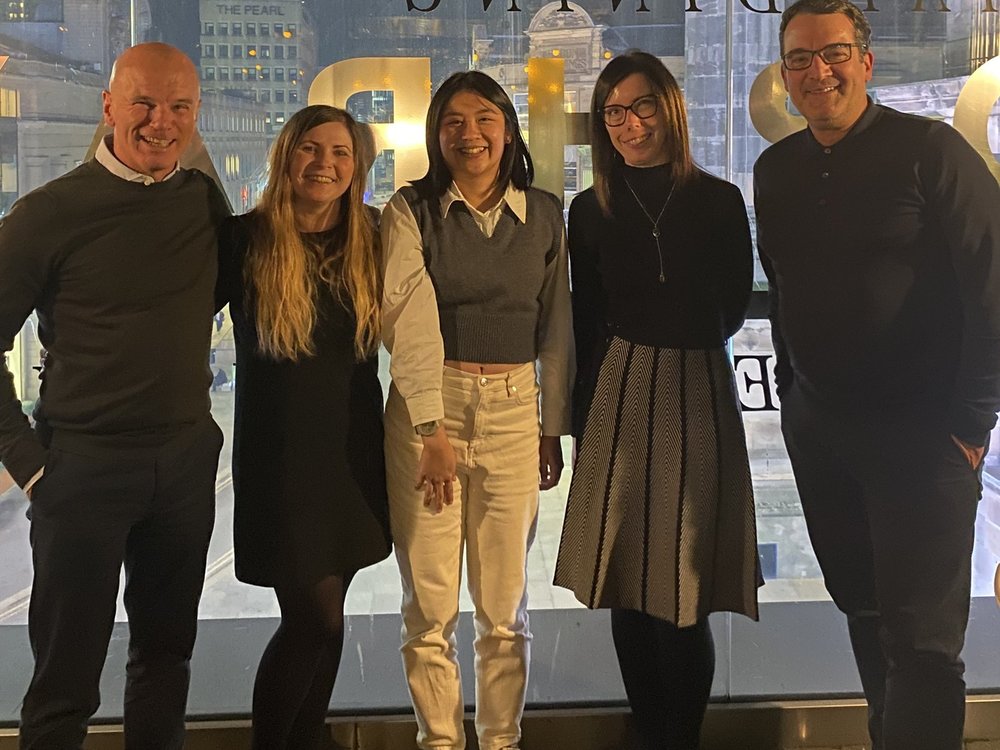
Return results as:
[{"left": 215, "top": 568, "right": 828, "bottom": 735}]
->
[
  {"left": 953, "top": 55, "right": 1000, "bottom": 183},
  {"left": 309, "top": 57, "right": 432, "bottom": 191},
  {"left": 527, "top": 57, "right": 566, "bottom": 201},
  {"left": 748, "top": 61, "right": 806, "bottom": 144}
]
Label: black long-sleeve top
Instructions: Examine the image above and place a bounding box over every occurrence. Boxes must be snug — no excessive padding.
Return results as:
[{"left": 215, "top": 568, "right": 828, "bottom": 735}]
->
[
  {"left": 754, "top": 101, "right": 1000, "bottom": 446},
  {"left": 569, "top": 165, "right": 754, "bottom": 436}
]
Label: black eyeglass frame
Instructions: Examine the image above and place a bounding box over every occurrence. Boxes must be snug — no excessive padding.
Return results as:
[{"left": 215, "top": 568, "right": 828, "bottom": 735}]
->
[
  {"left": 597, "top": 94, "right": 660, "bottom": 127},
  {"left": 781, "top": 42, "right": 868, "bottom": 71}
]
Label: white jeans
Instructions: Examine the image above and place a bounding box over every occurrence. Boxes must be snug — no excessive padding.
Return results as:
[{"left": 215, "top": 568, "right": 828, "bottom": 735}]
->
[{"left": 386, "top": 363, "right": 541, "bottom": 750}]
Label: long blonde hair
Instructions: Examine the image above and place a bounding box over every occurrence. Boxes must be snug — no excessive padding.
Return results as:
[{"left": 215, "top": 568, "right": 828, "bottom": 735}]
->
[{"left": 246, "top": 105, "right": 380, "bottom": 361}]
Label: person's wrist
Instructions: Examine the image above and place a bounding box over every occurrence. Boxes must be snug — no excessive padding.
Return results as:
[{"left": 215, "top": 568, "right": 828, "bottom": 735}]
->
[
  {"left": 419, "top": 426, "right": 448, "bottom": 445},
  {"left": 414, "top": 419, "right": 439, "bottom": 438}
]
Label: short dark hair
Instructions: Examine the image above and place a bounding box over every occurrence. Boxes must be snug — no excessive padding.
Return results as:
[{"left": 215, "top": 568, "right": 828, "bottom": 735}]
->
[
  {"left": 590, "top": 50, "right": 696, "bottom": 217},
  {"left": 779, "top": 0, "right": 872, "bottom": 55},
  {"left": 413, "top": 70, "right": 533, "bottom": 198}
]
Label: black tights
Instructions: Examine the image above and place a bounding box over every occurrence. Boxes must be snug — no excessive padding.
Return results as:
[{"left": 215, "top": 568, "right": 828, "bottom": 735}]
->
[
  {"left": 251, "top": 573, "right": 355, "bottom": 750},
  {"left": 611, "top": 609, "right": 715, "bottom": 750}
]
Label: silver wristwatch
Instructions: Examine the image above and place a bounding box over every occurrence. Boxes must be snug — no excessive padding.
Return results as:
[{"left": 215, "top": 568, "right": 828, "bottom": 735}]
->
[{"left": 414, "top": 420, "right": 440, "bottom": 437}]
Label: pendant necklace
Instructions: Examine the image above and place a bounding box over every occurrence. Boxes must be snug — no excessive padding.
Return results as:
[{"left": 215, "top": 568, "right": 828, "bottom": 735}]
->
[{"left": 623, "top": 178, "right": 675, "bottom": 283}]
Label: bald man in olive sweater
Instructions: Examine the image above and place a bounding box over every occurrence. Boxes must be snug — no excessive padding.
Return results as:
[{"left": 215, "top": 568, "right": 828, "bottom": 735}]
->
[{"left": 0, "top": 43, "right": 229, "bottom": 749}]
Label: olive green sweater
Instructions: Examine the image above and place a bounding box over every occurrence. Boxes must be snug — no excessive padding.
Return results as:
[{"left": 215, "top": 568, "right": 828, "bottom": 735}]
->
[{"left": 0, "top": 160, "right": 229, "bottom": 484}]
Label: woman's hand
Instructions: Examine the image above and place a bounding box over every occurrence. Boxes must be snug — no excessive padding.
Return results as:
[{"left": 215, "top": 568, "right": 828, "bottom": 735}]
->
[
  {"left": 539, "top": 435, "right": 564, "bottom": 491},
  {"left": 415, "top": 427, "right": 458, "bottom": 512}
]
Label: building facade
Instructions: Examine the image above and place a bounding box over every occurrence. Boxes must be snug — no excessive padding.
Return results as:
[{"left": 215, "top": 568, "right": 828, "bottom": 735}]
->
[{"left": 198, "top": 0, "right": 317, "bottom": 133}]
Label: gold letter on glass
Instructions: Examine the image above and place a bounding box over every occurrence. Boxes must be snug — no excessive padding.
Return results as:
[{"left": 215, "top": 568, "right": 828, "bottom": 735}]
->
[{"left": 309, "top": 57, "right": 432, "bottom": 191}]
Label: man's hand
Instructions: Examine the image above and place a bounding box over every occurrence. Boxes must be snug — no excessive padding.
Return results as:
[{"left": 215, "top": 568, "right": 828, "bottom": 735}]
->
[
  {"left": 0, "top": 468, "right": 15, "bottom": 497},
  {"left": 951, "top": 434, "right": 985, "bottom": 470},
  {"left": 415, "top": 427, "right": 457, "bottom": 513},
  {"left": 539, "top": 435, "right": 564, "bottom": 491}
]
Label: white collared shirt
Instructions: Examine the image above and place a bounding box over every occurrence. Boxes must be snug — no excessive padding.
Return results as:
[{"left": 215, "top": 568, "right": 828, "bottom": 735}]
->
[
  {"left": 440, "top": 182, "right": 527, "bottom": 238},
  {"left": 95, "top": 135, "right": 180, "bottom": 185}
]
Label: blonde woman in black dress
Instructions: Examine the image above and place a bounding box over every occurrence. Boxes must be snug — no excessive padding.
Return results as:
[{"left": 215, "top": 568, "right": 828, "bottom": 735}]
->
[
  {"left": 217, "top": 105, "right": 391, "bottom": 749},
  {"left": 553, "top": 51, "right": 760, "bottom": 750}
]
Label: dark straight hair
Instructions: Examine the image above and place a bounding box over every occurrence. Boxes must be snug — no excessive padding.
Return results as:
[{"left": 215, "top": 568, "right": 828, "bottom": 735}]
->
[
  {"left": 779, "top": 0, "right": 872, "bottom": 55},
  {"left": 590, "top": 50, "right": 696, "bottom": 218},
  {"left": 412, "top": 70, "right": 533, "bottom": 198}
]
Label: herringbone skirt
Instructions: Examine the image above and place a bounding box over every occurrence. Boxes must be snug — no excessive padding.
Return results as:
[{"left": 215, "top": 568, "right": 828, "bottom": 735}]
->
[{"left": 553, "top": 337, "right": 760, "bottom": 627}]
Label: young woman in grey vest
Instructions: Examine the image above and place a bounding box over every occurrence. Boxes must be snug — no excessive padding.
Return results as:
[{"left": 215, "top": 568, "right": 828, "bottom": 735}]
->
[
  {"left": 380, "top": 71, "right": 574, "bottom": 750},
  {"left": 552, "top": 51, "right": 761, "bottom": 749}
]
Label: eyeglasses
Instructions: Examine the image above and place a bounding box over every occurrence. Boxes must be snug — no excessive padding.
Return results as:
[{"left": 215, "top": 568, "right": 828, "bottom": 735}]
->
[
  {"left": 599, "top": 95, "right": 659, "bottom": 127},
  {"left": 781, "top": 42, "right": 867, "bottom": 71}
]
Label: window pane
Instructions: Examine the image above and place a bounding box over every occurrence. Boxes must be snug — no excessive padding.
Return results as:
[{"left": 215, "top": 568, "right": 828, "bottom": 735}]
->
[{"left": 0, "top": 6, "right": 996, "bottom": 710}]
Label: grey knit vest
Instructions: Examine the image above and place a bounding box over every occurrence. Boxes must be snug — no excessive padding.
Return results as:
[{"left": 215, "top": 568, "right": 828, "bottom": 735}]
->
[{"left": 400, "top": 185, "right": 563, "bottom": 364}]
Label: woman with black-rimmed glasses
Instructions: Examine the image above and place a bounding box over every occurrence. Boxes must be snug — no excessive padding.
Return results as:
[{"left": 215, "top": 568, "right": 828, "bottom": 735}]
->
[{"left": 553, "top": 50, "right": 761, "bottom": 750}]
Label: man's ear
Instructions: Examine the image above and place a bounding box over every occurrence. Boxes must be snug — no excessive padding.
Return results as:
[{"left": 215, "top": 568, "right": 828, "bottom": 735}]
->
[{"left": 102, "top": 90, "right": 114, "bottom": 127}]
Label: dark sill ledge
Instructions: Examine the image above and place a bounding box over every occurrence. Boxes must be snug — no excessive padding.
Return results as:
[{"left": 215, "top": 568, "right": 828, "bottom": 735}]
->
[{"left": 2, "top": 599, "right": 999, "bottom": 727}]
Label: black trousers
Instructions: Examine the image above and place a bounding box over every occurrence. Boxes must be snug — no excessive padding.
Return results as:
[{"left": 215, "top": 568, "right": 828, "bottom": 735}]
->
[
  {"left": 19, "top": 419, "right": 222, "bottom": 750},
  {"left": 781, "top": 385, "right": 981, "bottom": 750}
]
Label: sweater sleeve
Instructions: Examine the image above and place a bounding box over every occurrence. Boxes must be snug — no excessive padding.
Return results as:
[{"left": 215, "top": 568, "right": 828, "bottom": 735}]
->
[
  {"left": 753, "top": 162, "right": 794, "bottom": 397},
  {"left": 0, "top": 191, "right": 55, "bottom": 486},
  {"left": 567, "top": 192, "right": 608, "bottom": 438},
  {"left": 536, "top": 199, "right": 575, "bottom": 437},
  {"left": 924, "top": 125, "right": 1000, "bottom": 446},
  {"left": 716, "top": 181, "right": 754, "bottom": 341},
  {"left": 215, "top": 215, "right": 245, "bottom": 312}
]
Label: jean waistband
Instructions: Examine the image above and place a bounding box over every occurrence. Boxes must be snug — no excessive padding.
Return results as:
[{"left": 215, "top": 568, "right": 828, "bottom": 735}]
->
[{"left": 442, "top": 361, "right": 536, "bottom": 393}]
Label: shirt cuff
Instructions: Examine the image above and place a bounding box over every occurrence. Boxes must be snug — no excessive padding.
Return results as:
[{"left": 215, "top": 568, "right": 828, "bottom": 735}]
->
[{"left": 404, "top": 390, "right": 445, "bottom": 428}]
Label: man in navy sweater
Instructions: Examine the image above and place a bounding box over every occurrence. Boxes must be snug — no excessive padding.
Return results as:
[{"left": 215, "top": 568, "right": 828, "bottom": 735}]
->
[
  {"left": 754, "top": 1, "right": 1000, "bottom": 748},
  {"left": 0, "top": 43, "right": 229, "bottom": 748}
]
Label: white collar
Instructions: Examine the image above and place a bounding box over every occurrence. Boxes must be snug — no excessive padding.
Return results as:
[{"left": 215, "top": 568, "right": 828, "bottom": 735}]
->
[
  {"left": 95, "top": 135, "right": 180, "bottom": 185},
  {"left": 439, "top": 181, "right": 527, "bottom": 223}
]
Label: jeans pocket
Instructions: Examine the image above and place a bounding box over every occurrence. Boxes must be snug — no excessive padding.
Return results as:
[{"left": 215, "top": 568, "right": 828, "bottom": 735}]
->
[{"left": 512, "top": 380, "right": 539, "bottom": 407}]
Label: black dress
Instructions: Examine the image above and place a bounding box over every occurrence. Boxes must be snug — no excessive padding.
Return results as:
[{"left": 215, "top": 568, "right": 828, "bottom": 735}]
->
[{"left": 218, "top": 214, "right": 391, "bottom": 588}]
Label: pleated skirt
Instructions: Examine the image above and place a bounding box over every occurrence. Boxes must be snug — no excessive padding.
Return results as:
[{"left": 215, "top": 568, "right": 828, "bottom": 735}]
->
[{"left": 553, "top": 336, "right": 760, "bottom": 627}]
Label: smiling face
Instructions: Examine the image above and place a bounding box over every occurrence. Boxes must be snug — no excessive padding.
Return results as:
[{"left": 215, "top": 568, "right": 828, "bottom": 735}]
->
[
  {"left": 102, "top": 44, "right": 200, "bottom": 181},
  {"left": 603, "top": 72, "right": 670, "bottom": 168},
  {"left": 288, "top": 120, "right": 355, "bottom": 215},
  {"left": 781, "top": 12, "right": 873, "bottom": 146},
  {"left": 437, "top": 90, "right": 509, "bottom": 190}
]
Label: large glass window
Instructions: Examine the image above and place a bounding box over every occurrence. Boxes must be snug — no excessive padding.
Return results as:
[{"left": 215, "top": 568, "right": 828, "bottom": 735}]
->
[{"left": 1, "top": 0, "right": 999, "bottom": 707}]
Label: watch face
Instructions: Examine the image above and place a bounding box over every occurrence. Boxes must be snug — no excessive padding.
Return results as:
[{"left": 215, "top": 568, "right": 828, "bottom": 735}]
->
[{"left": 415, "top": 421, "right": 439, "bottom": 436}]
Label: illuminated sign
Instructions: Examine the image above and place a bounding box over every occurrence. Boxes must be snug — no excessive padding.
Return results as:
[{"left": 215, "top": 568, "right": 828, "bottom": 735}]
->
[{"left": 215, "top": 4, "right": 286, "bottom": 15}]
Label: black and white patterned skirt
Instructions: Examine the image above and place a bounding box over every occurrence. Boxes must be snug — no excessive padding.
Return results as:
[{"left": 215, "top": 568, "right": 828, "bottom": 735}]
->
[{"left": 553, "top": 336, "right": 760, "bottom": 627}]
